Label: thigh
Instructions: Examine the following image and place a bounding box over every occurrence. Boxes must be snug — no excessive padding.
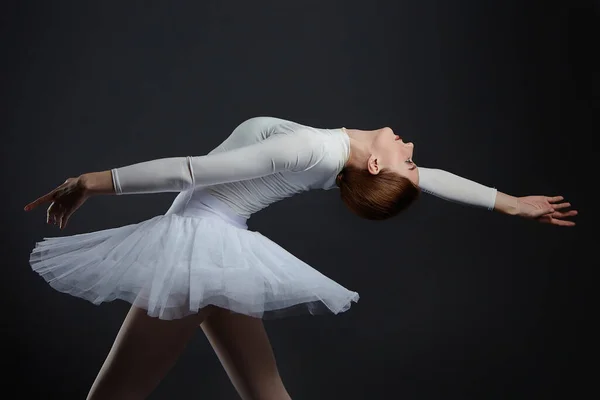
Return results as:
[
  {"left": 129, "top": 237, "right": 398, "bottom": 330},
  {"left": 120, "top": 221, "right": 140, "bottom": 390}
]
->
[
  {"left": 87, "top": 305, "right": 215, "bottom": 400},
  {"left": 200, "top": 308, "right": 291, "bottom": 400}
]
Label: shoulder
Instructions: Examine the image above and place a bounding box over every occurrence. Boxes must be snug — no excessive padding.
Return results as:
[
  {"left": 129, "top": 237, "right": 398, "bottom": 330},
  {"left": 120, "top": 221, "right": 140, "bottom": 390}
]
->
[{"left": 236, "top": 117, "right": 329, "bottom": 157}]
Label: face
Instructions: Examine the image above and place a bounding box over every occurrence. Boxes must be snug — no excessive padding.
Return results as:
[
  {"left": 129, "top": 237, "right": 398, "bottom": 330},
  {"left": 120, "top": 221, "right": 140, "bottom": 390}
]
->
[{"left": 368, "top": 127, "right": 419, "bottom": 185}]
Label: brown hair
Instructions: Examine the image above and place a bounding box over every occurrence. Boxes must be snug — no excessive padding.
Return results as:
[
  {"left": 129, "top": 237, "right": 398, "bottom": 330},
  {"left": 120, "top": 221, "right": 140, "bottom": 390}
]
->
[{"left": 335, "top": 165, "right": 421, "bottom": 220}]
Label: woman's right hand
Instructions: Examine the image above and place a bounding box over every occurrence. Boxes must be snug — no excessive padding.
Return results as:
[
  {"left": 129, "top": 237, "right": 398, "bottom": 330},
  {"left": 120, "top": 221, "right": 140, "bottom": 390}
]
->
[{"left": 24, "top": 176, "right": 91, "bottom": 230}]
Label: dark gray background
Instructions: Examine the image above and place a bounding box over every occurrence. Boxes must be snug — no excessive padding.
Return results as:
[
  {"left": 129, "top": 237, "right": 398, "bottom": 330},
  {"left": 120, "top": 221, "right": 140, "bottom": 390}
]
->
[{"left": 3, "top": 1, "right": 595, "bottom": 399}]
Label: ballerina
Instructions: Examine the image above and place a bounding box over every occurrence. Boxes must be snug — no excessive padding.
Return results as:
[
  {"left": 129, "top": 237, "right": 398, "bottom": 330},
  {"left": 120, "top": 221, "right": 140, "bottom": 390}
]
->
[{"left": 24, "top": 116, "right": 577, "bottom": 399}]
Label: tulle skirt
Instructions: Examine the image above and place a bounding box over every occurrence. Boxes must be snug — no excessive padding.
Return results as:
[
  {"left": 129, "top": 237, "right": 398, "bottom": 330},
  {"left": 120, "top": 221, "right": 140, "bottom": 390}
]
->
[{"left": 29, "top": 189, "right": 360, "bottom": 320}]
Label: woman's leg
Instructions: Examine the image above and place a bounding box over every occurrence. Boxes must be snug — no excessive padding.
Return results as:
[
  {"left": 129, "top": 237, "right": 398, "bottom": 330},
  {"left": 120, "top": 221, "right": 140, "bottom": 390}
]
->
[
  {"left": 87, "top": 304, "right": 216, "bottom": 400},
  {"left": 200, "top": 307, "right": 292, "bottom": 400}
]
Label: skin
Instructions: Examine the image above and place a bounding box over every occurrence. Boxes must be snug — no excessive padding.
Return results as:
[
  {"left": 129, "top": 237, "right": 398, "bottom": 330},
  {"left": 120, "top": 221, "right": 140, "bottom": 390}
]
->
[
  {"left": 343, "top": 126, "right": 418, "bottom": 184},
  {"left": 341, "top": 126, "right": 578, "bottom": 224},
  {"left": 23, "top": 125, "right": 578, "bottom": 399},
  {"left": 84, "top": 304, "right": 290, "bottom": 400}
]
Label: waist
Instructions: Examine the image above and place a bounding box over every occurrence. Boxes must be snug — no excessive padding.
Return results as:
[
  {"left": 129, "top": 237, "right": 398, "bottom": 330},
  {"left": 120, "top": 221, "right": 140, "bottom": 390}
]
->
[{"left": 166, "top": 189, "right": 249, "bottom": 230}]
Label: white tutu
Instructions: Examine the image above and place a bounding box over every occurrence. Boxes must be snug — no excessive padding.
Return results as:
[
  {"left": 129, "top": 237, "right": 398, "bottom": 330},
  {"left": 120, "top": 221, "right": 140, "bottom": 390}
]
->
[{"left": 29, "top": 189, "right": 360, "bottom": 320}]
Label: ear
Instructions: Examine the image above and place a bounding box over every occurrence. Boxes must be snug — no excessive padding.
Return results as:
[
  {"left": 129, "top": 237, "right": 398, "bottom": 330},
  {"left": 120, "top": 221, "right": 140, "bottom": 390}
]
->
[{"left": 367, "top": 155, "right": 380, "bottom": 175}]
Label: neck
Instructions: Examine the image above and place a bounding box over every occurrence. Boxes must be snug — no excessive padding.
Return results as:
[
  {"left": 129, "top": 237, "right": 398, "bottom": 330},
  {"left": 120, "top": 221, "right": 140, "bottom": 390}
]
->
[{"left": 342, "top": 128, "right": 380, "bottom": 169}]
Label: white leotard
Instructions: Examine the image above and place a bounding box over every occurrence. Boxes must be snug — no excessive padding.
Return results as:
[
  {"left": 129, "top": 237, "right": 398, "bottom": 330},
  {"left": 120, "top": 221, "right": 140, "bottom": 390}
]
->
[{"left": 111, "top": 116, "right": 497, "bottom": 218}]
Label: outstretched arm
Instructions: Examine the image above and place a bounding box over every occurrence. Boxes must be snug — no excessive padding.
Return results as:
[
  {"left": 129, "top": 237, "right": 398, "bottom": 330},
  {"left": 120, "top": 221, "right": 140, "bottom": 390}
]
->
[
  {"left": 24, "top": 131, "right": 322, "bottom": 228},
  {"left": 417, "top": 167, "right": 577, "bottom": 226},
  {"left": 93, "top": 131, "right": 320, "bottom": 195}
]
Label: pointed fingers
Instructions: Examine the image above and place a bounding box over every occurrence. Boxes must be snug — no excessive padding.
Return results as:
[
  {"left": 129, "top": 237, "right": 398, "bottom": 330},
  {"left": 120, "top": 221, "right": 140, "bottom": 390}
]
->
[
  {"left": 25, "top": 191, "right": 56, "bottom": 211},
  {"left": 551, "top": 201, "right": 571, "bottom": 210},
  {"left": 547, "top": 196, "right": 565, "bottom": 203},
  {"left": 46, "top": 208, "right": 54, "bottom": 224},
  {"left": 57, "top": 207, "right": 70, "bottom": 229},
  {"left": 551, "top": 210, "right": 578, "bottom": 219},
  {"left": 46, "top": 201, "right": 61, "bottom": 224},
  {"left": 62, "top": 212, "right": 72, "bottom": 229},
  {"left": 541, "top": 214, "right": 576, "bottom": 226},
  {"left": 550, "top": 218, "right": 576, "bottom": 227},
  {"left": 25, "top": 181, "right": 69, "bottom": 211}
]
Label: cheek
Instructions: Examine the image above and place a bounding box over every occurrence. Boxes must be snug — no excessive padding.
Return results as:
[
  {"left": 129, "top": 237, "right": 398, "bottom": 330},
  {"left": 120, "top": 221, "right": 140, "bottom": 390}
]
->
[
  {"left": 375, "top": 135, "right": 390, "bottom": 155},
  {"left": 394, "top": 151, "right": 405, "bottom": 165},
  {"left": 377, "top": 132, "right": 388, "bottom": 147}
]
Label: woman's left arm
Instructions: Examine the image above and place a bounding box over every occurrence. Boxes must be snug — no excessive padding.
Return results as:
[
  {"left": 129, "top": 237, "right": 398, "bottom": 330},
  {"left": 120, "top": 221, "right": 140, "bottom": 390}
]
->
[{"left": 417, "top": 167, "right": 577, "bottom": 226}]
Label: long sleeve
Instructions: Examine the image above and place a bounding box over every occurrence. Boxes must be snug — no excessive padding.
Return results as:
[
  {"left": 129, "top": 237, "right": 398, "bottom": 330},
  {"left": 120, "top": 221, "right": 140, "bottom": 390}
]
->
[
  {"left": 417, "top": 167, "right": 497, "bottom": 210},
  {"left": 111, "top": 132, "right": 321, "bottom": 195}
]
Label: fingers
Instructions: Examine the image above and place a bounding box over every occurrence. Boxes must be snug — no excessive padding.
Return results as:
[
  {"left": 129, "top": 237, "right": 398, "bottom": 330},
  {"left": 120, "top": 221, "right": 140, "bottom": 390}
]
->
[
  {"left": 26, "top": 180, "right": 79, "bottom": 230},
  {"left": 25, "top": 190, "right": 56, "bottom": 211},
  {"left": 549, "top": 218, "right": 576, "bottom": 227},
  {"left": 47, "top": 202, "right": 56, "bottom": 224},
  {"left": 47, "top": 202, "right": 66, "bottom": 228},
  {"left": 61, "top": 212, "right": 72, "bottom": 229},
  {"left": 550, "top": 210, "right": 578, "bottom": 219},
  {"left": 551, "top": 201, "right": 571, "bottom": 210},
  {"left": 45, "top": 201, "right": 74, "bottom": 229},
  {"left": 24, "top": 180, "right": 72, "bottom": 211},
  {"left": 544, "top": 196, "right": 578, "bottom": 226},
  {"left": 540, "top": 210, "right": 577, "bottom": 227},
  {"left": 58, "top": 208, "right": 73, "bottom": 230}
]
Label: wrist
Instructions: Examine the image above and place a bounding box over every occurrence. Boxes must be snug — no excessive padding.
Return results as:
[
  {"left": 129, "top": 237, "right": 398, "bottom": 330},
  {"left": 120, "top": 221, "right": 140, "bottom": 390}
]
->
[
  {"left": 79, "top": 171, "right": 116, "bottom": 195},
  {"left": 493, "top": 191, "right": 519, "bottom": 216}
]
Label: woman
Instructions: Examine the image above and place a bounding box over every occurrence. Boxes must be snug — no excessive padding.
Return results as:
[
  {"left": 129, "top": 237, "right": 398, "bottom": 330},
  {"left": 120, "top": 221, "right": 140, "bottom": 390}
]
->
[{"left": 24, "top": 116, "right": 576, "bottom": 399}]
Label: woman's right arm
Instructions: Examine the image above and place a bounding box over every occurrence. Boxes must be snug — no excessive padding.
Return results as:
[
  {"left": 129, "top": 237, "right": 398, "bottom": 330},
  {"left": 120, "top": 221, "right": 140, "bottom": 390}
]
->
[
  {"left": 80, "top": 131, "right": 320, "bottom": 196},
  {"left": 80, "top": 170, "right": 117, "bottom": 195},
  {"left": 26, "top": 132, "right": 322, "bottom": 229}
]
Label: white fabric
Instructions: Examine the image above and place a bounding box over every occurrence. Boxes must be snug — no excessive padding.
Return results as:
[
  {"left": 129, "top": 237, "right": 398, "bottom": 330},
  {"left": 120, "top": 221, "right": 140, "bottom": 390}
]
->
[
  {"left": 111, "top": 117, "right": 497, "bottom": 216},
  {"left": 112, "top": 117, "right": 349, "bottom": 219},
  {"left": 417, "top": 167, "right": 497, "bottom": 210},
  {"left": 29, "top": 116, "right": 497, "bottom": 320},
  {"left": 30, "top": 189, "right": 360, "bottom": 320}
]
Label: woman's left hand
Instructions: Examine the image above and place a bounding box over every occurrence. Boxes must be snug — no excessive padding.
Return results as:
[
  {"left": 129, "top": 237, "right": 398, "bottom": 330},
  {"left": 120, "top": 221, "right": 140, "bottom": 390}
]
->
[
  {"left": 24, "top": 176, "right": 91, "bottom": 230},
  {"left": 517, "top": 195, "right": 577, "bottom": 226}
]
